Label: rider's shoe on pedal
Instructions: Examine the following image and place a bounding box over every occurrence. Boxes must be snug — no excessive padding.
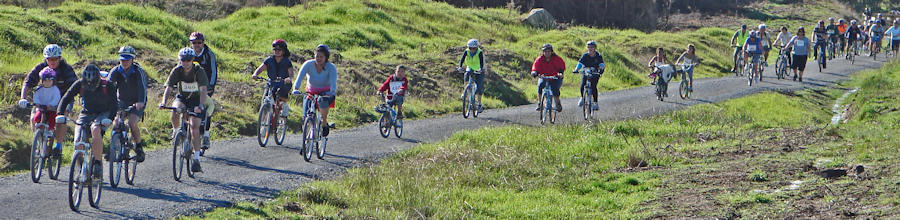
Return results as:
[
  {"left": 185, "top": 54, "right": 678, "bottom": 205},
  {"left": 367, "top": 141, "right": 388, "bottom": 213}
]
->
[
  {"left": 592, "top": 103, "right": 599, "bottom": 110},
  {"left": 135, "top": 141, "right": 146, "bottom": 162},
  {"left": 323, "top": 123, "right": 336, "bottom": 137},
  {"left": 52, "top": 143, "right": 62, "bottom": 158},
  {"left": 92, "top": 160, "right": 103, "bottom": 178},
  {"left": 477, "top": 104, "right": 484, "bottom": 113},
  {"left": 191, "top": 158, "right": 202, "bottom": 172},
  {"left": 577, "top": 98, "right": 584, "bottom": 107},
  {"left": 555, "top": 100, "right": 562, "bottom": 112}
]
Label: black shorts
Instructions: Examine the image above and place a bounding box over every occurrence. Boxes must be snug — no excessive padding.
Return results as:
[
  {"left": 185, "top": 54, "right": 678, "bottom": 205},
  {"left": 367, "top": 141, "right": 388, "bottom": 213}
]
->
[
  {"left": 174, "top": 95, "right": 205, "bottom": 117},
  {"left": 791, "top": 54, "right": 808, "bottom": 71},
  {"left": 118, "top": 101, "right": 145, "bottom": 117}
]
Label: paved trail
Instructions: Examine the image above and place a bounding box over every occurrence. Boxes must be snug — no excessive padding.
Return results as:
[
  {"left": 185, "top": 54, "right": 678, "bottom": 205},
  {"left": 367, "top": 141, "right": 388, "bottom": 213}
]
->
[{"left": 0, "top": 55, "right": 886, "bottom": 219}]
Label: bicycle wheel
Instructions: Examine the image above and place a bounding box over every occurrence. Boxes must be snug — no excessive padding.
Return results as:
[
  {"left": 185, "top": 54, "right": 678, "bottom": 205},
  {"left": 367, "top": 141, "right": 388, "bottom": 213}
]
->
[
  {"left": 68, "top": 152, "right": 84, "bottom": 211},
  {"left": 549, "top": 96, "right": 557, "bottom": 124},
  {"left": 256, "top": 104, "right": 271, "bottom": 147},
  {"left": 745, "top": 63, "right": 753, "bottom": 87},
  {"left": 46, "top": 136, "right": 61, "bottom": 180},
  {"left": 461, "top": 87, "right": 471, "bottom": 119},
  {"left": 88, "top": 162, "right": 102, "bottom": 208},
  {"left": 378, "top": 113, "right": 390, "bottom": 138},
  {"left": 680, "top": 79, "right": 689, "bottom": 99},
  {"left": 301, "top": 116, "right": 315, "bottom": 162},
  {"left": 172, "top": 132, "right": 184, "bottom": 181},
  {"left": 124, "top": 144, "right": 136, "bottom": 185},
  {"left": 316, "top": 136, "right": 327, "bottom": 159},
  {"left": 581, "top": 88, "right": 590, "bottom": 121},
  {"left": 394, "top": 114, "right": 403, "bottom": 138},
  {"left": 274, "top": 116, "right": 287, "bottom": 145},
  {"left": 656, "top": 82, "right": 664, "bottom": 101},
  {"left": 108, "top": 134, "right": 122, "bottom": 188},
  {"left": 471, "top": 87, "right": 480, "bottom": 118},
  {"left": 30, "top": 130, "right": 45, "bottom": 183},
  {"left": 539, "top": 94, "right": 548, "bottom": 124}
]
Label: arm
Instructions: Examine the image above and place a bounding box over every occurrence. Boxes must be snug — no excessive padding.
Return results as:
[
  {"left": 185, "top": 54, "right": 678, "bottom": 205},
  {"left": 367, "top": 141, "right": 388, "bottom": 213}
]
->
[
  {"left": 478, "top": 51, "right": 485, "bottom": 72},
  {"left": 198, "top": 86, "right": 207, "bottom": 112},
  {"left": 458, "top": 52, "right": 467, "bottom": 69},
  {"left": 20, "top": 65, "right": 41, "bottom": 99},
  {"left": 139, "top": 67, "right": 148, "bottom": 105},
  {"left": 293, "top": 61, "right": 309, "bottom": 91},
  {"left": 731, "top": 31, "right": 739, "bottom": 45},
  {"left": 329, "top": 65, "right": 338, "bottom": 95},
  {"left": 399, "top": 78, "right": 408, "bottom": 95},
  {"left": 252, "top": 62, "right": 267, "bottom": 78},
  {"left": 57, "top": 81, "right": 81, "bottom": 113},
  {"left": 675, "top": 52, "right": 686, "bottom": 65},
  {"left": 377, "top": 77, "right": 390, "bottom": 93},
  {"left": 208, "top": 51, "right": 218, "bottom": 90}
]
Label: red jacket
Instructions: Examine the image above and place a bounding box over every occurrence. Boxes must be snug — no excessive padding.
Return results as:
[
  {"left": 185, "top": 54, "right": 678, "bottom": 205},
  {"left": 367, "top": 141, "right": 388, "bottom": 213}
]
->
[
  {"left": 532, "top": 54, "right": 566, "bottom": 77},
  {"left": 377, "top": 74, "right": 408, "bottom": 99}
]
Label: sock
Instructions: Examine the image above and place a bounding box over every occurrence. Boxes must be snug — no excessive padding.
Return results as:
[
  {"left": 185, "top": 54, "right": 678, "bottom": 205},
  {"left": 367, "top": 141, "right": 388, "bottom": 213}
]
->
[{"left": 193, "top": 151, "right": 200, "bottom": 160}]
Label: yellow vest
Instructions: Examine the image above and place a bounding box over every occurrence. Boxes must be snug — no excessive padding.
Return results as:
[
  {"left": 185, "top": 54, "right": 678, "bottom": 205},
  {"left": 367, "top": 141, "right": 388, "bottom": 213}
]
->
[{"left": 464, "top": 49, "right": 482, "bottom": 71}]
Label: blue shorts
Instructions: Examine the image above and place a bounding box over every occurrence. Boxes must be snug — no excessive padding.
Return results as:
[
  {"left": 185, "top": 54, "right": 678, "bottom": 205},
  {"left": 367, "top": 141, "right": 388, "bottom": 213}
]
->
[
  {"left": 537, "top": 77, "right": 562, "bottom": 97},
  {"left": 465, "top": 70, "right": 485, "bottom": 95}
]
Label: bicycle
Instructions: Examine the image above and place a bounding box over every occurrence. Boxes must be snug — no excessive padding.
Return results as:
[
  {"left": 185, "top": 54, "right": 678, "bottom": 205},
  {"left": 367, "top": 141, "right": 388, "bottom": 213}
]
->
[
  {"left": 161, "top": 106, "right": 200, "bottom": 181},
  {"left": 375, "top": 94, "right": 403, "bottom": 138},
  {"left": 23, "top": 103, "right": 62, "bottom": 183},
  {"left": 846, "top": 40, "right": 857, "bottom": 65},
  {"left": 293, "top": 91, "right": 331, "bottom": 161},
  {"left": 827, "top": 39, "right": 837, "bottom": 60},
  {"left": 871, "top": 35, "right": 882, "bottom": 60},
  {"left": 653, "top": 64, "right": 674, "bottom": 101},
  {"left": 65, "top": 117, "right": 110, "bottom": 211},
  {"left": 254, "top": 77, "right": 289, "bottom": 147},
  {"left": 677, "top": 63, "right": 697, "bottom": 99},
  {"left": 107, "top": 107, "right": 139, "bottom": 188},
  {"left": 459, "top": 69, "right": 482, "bottom": 119},
  {"left": 732, "top": 45, "right": 745, "bottom": 76},
  {"left": 816, "top": 41, "right": 827, "bottom": 72},
  {"left": 537, "top": 75, "right": 559, "bottom": 124},
  {"left": 774, "top": 46, "right": 791, "bottom": 80},
  {"left": 576, "top": 67, "right": 601, "bottom": 120}
]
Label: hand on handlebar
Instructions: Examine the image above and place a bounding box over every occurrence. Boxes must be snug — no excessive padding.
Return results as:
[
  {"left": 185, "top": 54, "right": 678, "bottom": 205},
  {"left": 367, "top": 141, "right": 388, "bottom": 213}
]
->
[
  {"left": 530, "top": 71, "right": 538, "bottom": 78},
  {"left": 17, "top": 99, "right": 28, "bottom": 109},
  {"left": 194, "top": 106, "right": 203, "bottom": 114},
  {"left": 292, "top": 90, "right": 302, "bottom": 96}
]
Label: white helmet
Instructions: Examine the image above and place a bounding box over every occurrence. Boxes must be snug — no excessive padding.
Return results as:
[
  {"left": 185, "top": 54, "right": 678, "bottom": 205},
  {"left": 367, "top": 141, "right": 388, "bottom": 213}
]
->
[
  {"left": 43, "top": 44, "right": 62, "bottom": 58},
  {"left": 178, "top": 47, "right": 195, "bottom": 60},
  {"left": 467, "top": 39, "right": 479, "bottom": 48},
  {"left": 759, "top": 24, "right": 767, "bottom": 29}
]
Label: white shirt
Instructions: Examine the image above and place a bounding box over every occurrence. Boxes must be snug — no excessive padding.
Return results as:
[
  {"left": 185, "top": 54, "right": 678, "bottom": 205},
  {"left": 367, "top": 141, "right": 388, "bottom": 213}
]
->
[
  {"left": 777, "top": 32, "right": 793, "bottom": 47},
  {"left": 33, "top": 86, "right": 60, "bottom": 108}
]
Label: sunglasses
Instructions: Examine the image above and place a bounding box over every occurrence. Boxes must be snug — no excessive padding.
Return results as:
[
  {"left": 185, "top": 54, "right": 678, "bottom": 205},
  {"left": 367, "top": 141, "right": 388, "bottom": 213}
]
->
[
  {"left": 273, "top": 48, "right": 284, "bottom": 51},
  {"left": 180, "top": 58, "right": 193, "bottom": 62},
  {"left": 46, "top": 57, "right": 60, "bottom": 62},
  {"left": 191, "top": 41, "right": 204, "bottom": 45}
]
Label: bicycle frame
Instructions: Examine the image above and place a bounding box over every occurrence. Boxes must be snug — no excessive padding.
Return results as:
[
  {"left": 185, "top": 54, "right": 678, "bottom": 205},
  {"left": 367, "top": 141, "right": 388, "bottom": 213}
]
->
[{"left": 71, "top": 123, "right": 93, "bottom": 184}]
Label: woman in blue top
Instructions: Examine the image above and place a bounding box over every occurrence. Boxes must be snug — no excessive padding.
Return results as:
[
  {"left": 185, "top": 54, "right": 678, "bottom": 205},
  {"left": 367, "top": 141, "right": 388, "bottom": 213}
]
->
[
  {"left": 785, "top": 27, "right": 813, "bottom": 82},
  {"left": 571, "top": 41, "right": 605, "bottom": 110},
  {"left": 293, "top": 45, "right": 338, "bottom": 136},
  {"left": 252, "top": 39, "right": 296, "bottom": 111}
]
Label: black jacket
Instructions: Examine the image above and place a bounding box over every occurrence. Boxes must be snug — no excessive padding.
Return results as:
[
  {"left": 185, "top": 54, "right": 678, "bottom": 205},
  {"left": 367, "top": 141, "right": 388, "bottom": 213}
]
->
[
  {"left": 108, "top": 63, "right": 148, "bottom": 108},
  {"left": 58, "top": 79, "right": 118, "bottom": 114},
  {"left": 22, "top": 60, "right": 78, "bottom": 98}
]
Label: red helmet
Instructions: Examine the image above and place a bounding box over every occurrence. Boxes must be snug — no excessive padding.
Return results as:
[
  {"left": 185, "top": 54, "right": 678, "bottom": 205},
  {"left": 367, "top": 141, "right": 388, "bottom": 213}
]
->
[
  {"left": 272, "top": 39, "right": 287, "bottom": 48},
  {"left": 189, "top": 32, "right": 205, "bottom": 41}
]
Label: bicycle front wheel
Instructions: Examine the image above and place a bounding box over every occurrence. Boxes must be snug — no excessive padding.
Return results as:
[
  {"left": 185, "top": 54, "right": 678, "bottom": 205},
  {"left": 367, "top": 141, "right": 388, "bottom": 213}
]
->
[
  {"left": 172, "top": 132, "right": 184, "bottom": 181},
  {"left": 301, "top": 116, "right": 315, "bottom": 162},
  {"left": 581, "top": 89, "right": 590, "bottom": 120},
  {"left": 275, "top": 116, "right": 287, "bottom": 145},
  {"left": 68, "top": 152, "right": 85, "bottom": 211},
  {"left": 47, "top": 138, "right": 61, "bottom": 180},
  {"left": 378, "top": 113, "right": 390, "bottom": 138},
  {"left": 124, "top": 145, "right": 137, "bottom": 185},
  {"left": 256, "top": 104, "right": 272, "bottom": 147},
  {"left": 30, "top": 130, "right": 45, "bottom": 183},
  {"left": 394, "top": 110, "right": 403, "bottom": 138},
  {"left": 88, "top": 162, "right": 102, "bottom": 208},
  {"left": 108, "top": 134, "right": 122, "bottom": 188},
  {"left": 462, "top": 87, "right": 471, "bottom": 119},
  {"left": 680, "top": 79, "right": 689, "bottom": 99}
]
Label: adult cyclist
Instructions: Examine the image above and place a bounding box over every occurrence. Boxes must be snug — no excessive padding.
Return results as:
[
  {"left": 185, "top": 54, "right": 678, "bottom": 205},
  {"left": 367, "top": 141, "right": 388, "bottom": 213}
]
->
[
  {"left": 251, "top": 39, "right": 295, "bottom": 117},
  {"left": 774, "top": 25, "right": 793, "bottom": 64},
  {"left": 189, "top": 32, "right": 218, "bottom": 151},
  {"left": 826, "top": 18, "right": 840, "bottom": 59},
  {"left": 758, "top": 24, "right": 774, "bottom": 65},
  {"left": 837, "top": 19, "right": 848, "bottom": 52},
  {"left": 572, "top": 41, "right": 604, "bottom": 110},
  {"left": 846, "top": 20, "right": 862, "bottom": 56},
  {"left": 58, "top": 65, "right": 117, "bottom": 179},
  {"left": 885, "top": 20, "right": 900, "bottom": 56},
  {"left": 675, "top": 44, "right": 701, "bottom": 91},
  {"left": 730, "top": 24, "right": 750, "bottom": 73},
  {"left": 293, "top": 45, "right": 338, "bottom": 137},
  {"left": 457, "top": 39, "right": 485, "bottom": 113},
  {"left": 813, "top": 20, "right": 829, "bottom": 67},
  {"left": 870, "top": 20, "right": 885, "bottom": 57},
  {"left": 18, "top": 44, "right": 77, "bottom": 158},
  {"left": 531, "top": 44, "right": 566, "bottom": 112},
  {"left": 159, "top": 48, "right": 208, "bottom": 173},
  {"left": 743, "top": 31, "right": 765, "bottom": 83},
  {"left": 107, "top": 46, "right": 148, "bottom": 162}
]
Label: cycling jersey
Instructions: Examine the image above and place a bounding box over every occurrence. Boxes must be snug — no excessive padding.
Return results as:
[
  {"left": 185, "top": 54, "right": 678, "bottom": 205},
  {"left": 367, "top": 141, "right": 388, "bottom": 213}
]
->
[
  {"left": 532, "top": 54, "right": 566, "bottom": 77},
  {"left": 733, "top": 30, "right": 749, "bottom": 46},
  {"left": 759, "top": 30, "right": 772, "bottom": 48},
  {"left": 847, "top": 26, "right": 861, "bottom": 40},
  {"left": 777, "top": 32, "right": 793, "bottom": 46},
  {"left": 108, "top": 63, "right": 147, "bottom": 108},
  {"left": 33, "top": 86, "right": 60, "bottom": 108},
  {"left": 886, "top": 26, "right": 900, "bottom": 40},
  {"left": 838, "top": 24, "right": 848, "bottom": 34},
  {"left": 263, "top": 56, "right": 293, "bottom": 80},
  {"left": 576, "top": 52, "right": 605, "bottom": 73},
  {"left": 294, "top": 60, "right": 338, "bottom": 95},
  {"left": 377, "top": 74, "right": 408, "bottom": 100},
  {"left": 165, "top": 65, "right": 209, "bottom": 101},
  {"left": 814, "top": 26, "right": 828, "bottom": 42},
  {"left": 58, "top": 79, "right": 118, "bottom": 114},
  {"left": 744, "top": 37, "right": 764, "bottom": 54},
  {"left": 790, "top": 37, "right": 811, "bottom": 56},
  {"left": 458, "top": 49, "right": 484, "bottom": 71},
  {"left": 22, "top": 60, "right": 77, "bottom": 98},
  {"left": 871, "top": 25, "right": 885, "bottom": 39},
  {"left": 826, "top": 24, "right": 840, "bottom": 40}
]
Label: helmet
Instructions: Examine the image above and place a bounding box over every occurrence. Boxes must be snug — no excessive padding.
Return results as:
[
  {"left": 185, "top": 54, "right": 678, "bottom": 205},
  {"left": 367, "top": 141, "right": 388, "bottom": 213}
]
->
[
  {"left": 316, "top": 44, "right": 330, "bottom": 54},
  {"left": 189, "top": 32, "right": 205, "bottom": 41},
  {"left": 272, "top": 39, "right": 287, "bottom": 48},
  {"left": 541, "top": 43, "right": 553, "bottom": 51},
  {"left": 39, "top": 67, "right": 56, "bottom": 80},
  {"left": 741, "top": 24, "right": 747, "bottom": 29},
  {"left": 851, "top": 20, "right": 858, "bottom": 25},
  {"left": 178, "top": 47, "right": 195, "bottom": 60},
  {"left": 839, "top": 19, "right": 845, "bottom": 23},
  {"left": 467, "top": 39, "right": 479, "bottom": 48},
  {"left": 758, "top": 24, "right": 767, "bottom": 29},
  {"left": 81, "top": 64, "right": 101, "bottom": 91},
  {"left": 586, "top": 41, "right": 597, "bottom": 46},
  {"left": 829, "top": 17, "right": 835, "bottom": 21},
  {"left": 118, "top": 45, "right": 136, "bottom": 60},
  {"left": 749, "top": 31, "right": 758, "bottom": 37},
  {"left": 42, "top": 44, "right": 62, "bottom": 58}
]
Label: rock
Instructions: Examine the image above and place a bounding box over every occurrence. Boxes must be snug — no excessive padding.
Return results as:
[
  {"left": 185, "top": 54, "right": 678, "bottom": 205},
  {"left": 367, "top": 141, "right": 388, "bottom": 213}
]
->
[
  {"left": 523, "top": 8, "right": 557, "bottom": 29},
  {"left": 852, "top": 164, "right": 865, "bottom": 174},
  {"left": 819, "top": 168, "right": 847, "bottom": 179}
]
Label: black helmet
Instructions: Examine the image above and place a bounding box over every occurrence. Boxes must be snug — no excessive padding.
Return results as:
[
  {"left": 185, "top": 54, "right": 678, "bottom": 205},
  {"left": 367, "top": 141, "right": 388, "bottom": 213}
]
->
[
  {"left": 82, "top": 64, "right": 101, "bottom": 91},
  {"left": 541, "top": 43, "right": 553, "bottom": 51},
  {"left": 741, "top": 24, "right": 747, "bottom": 29}
]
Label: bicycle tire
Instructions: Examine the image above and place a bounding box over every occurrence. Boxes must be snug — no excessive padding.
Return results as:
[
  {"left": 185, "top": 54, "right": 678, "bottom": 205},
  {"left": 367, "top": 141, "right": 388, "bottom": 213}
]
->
[
  {"left": 47, "top": 137, "right": 61, "bottom": 180},
  {"left": 124, "top": 146, "right": 137, "bottom": 185},
  {"left": 680, "top": 79, "right": 689, "bottom": 99},
  {"left": 378, "top": 113, "right": 390, "bottom": 138},
  {"left": 88, "top": 161, "right": 102, "bottom": 208},
  {"left": 108, "top": 134, "right": 122, "bottom": 188},
  {"left": 394, "top": 116, "right": 403, "bottom": 138},
  {"left": 301, "top": 116, "right": 315, "bottom": 162},
  {"left": 471, "top": 87, "right": 479, "bottom": 118},
  {"left": 275, "top": 116, "right": 287, "bottom": 145},
  {"left": 582, "top": 88, "right": 590, "bottom": 120},
  {"left": 462, "top": 87, "right": 471, "bottom": 119},
  {"left": 172, "top": 132, "right": 184, "bottom": 181},
  {"left": 256, "top": 104, "right": 271, "bottom": 147},
  {"left": 317, "top": 136, "right": 327, "bottom": 159},
  {"left": 68, "top": 152, "right": 84, "bottom": 211},
  {"left": 30, "top": 130, "right": 44, "bottom": 183}
]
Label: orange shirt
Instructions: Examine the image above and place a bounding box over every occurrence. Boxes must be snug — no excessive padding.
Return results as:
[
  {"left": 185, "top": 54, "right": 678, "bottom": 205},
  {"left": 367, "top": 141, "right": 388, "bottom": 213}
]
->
[{"left": 838, "top": 24, "right": 848, "bottom": 34}]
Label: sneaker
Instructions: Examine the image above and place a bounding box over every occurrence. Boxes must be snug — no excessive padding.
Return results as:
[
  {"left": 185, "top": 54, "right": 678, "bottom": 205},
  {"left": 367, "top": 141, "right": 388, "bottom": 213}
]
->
[
  {"left": 322, "top": 123, "right": 335, "bottom": 137},
  {"left": 202, "top": 135, "right": 210, "bottom": 150},
  {"left": 577, "top": 98, "right": 584, "bottom": 107},
  {"left": 281, "top": 103, "right": 290, "bottom": 117},
  {"left": 477, "top": 104, "right": 484, "bottom": 113},
  {"left": 535, "top": 103, "right": 542, "bottom": 111},
  {"left": 134, "top": 142, "right": 146, "bottom": 162},
  {"left": 191, "top": 159, "right": 202, "bottom": 172},
  {"left": 592, "top": 103, "right": 599, "bottom": 110},
  {"left": 52, "top": 144, "right": 62, "bottom": 158},
  {"left": 92, "top": 160, "right": 103, "bottom": 179},
  {"left": 555, "top": 101, "right": 562, "bottom": 112}
]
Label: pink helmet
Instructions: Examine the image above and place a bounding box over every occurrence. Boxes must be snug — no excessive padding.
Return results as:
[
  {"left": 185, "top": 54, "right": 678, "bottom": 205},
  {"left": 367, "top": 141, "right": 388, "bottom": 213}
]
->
[{"left": 39, "top": 67, "right": 56, "bottom": 79}]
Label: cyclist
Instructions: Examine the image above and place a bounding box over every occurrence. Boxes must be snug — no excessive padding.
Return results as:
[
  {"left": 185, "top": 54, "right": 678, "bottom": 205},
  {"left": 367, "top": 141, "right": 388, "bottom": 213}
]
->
[
  {"left": 743, "top": 31, "right": 765, "bottom": 83},
  {"left": 376, "top": 65, "right": 409, "bottom": 118},
  {"left": 785, "top": 27, "right": 812, "bottom": 82},
  {"left": 23, "top": 67, "right": 61, "bottom": 140},
  {"left": 826, "top": 18, "right": 840, "bottom": 59},
  {"left": 572, "top": 41, "right": 604, "bottom": 110},
  {"left": 58, "top": 65, "right": 117, "bottom": 179},
  {"left": 531, "top": 44, "right": 566, "bottom": 112},
  {"left": 838, "top": 19, "right": 848, "bottom": 52},
  {"left": 107, "top": 46, "right": 148, "bottom": 162},
  {"left": 774, "top": 25, "right": 793, "bottom": 64},
  {"left": 159, "top": 48, "right": 208, "bottom": 173},
  {"left": 846, "top": 20, "right": 862, "bottom": 56},
  {"left": 251, "top": 39, "right": 295, "bottom": 118},
  {"left": 457, "top": 39, "right": 485, "bottom": 113},
  {"left": 870, "top": 20, "right": 885, "bottom": 57},
  {"left": 812, "top": 20, "right": 828, "bottom": 65},
  {"left": 675, "top": 44, "right": 701, "bottom": 92},
  {"left": 18, "top": 44, "right": 77, "bottom": 158},
  {"left": 885, "top": 20, "right": 900, "bottom": 56},
  {"left": 730, "top": 24, "right": 750, "bottom": 72},
  {"left": 293, "top": 44, "right": 338, "bottom": 137},
  {"left": 189, "top": 32, "right": 218, "bottom": 148},
  {"left": 758, "top": 24, "right": 773, "bottom": 65},
  {"left": 648, "top": 47, "right": 670, "bottom": 86}
]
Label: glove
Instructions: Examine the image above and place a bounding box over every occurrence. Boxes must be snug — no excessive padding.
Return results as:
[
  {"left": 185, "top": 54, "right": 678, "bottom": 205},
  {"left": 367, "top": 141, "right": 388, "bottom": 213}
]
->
[
  {"left": 17, "top": 99, "right": 28, "bottom": 109},
  {"left": 531, "top": 71, "right": 538, "bottom": 77},
  {"left": 292, "top": 90, "right": 302, "bottom": 95}
]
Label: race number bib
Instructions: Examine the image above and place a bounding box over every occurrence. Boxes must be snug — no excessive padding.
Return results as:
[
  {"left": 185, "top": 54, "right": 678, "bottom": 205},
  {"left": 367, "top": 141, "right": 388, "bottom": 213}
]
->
[
  {"left": 179, "top": 82, "right": 200, "bottom": 92},
  {"left": 827, "top": 30, "right": 835, "bottom": 35},
  {"left": 748, "top": 45, "right": 758, "bottom": 52},
  {"left": 389, "top": 81, "right": 403, "bottom": 94},
  {"left": 796, "top": 40, "right": 806, "bottom": 47}
]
